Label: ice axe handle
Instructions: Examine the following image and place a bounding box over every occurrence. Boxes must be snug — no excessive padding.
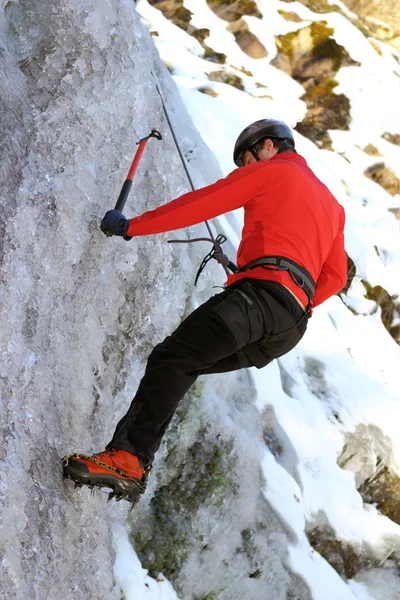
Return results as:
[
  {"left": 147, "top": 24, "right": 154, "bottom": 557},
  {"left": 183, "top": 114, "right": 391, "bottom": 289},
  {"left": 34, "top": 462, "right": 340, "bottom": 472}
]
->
[
  {"left": 114, "top": 129, "right": 162, "bottom": 213},
  {"left": 114, "top": 179, "right": 133, "bottom": 213}
]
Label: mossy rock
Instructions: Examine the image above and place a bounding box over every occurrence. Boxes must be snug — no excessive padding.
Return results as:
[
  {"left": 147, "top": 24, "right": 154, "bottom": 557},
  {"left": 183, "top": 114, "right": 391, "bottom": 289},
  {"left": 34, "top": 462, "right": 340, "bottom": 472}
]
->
[
  {"left": 361, "top": 281, "right": 400, "bottom": 344},
  {"left": 274, "top": 21, "right": 359, "bottom": 82},
  {"left": 198, "top": 87, "right": 219, "bottom": 98},
  {"left": 272, "top": 22, "right": 357, "bottom": 146},
  {"left": 226, "top": 18, "right": 268, "bottom": 58},
  {"left": 133, "top": 401, "right": 238, "bottom": 585},
  {"left": 364, "top": 162, "right": 400, "bottom": 196},
  {"left": 340, "top": 254, "right": 357, "bottom": 296},
  {"left": 338, "top": 0, "right": 400, "bottom": 40},
  {"left": 233, "top": 29, "right": 268, "bottom": 58},
  {"left": 295, "top": 87, "right": 351, "bottom": 148},
  {"left": 307, "top": 525, "right": 375, "bottom": 578},
  {"left": 339, "top": 424, "right": 400, "bottom": 525},
  {"left": 382, "top": 132, "right": 400, "bottom": 146},
  {"left": 203, "top": 47, "right": 227, "bottom": 64},
  {"left": 208, "top": 69, "right": 245, "bottom": 90},
  {"left": 147, "top": 0, "right": 227, "bottom": 64},
  {"left": 147, "top": 0, "right": 192, "bottom": 27},
  {"left": 359, "top": 466, "right": 400, "bottom": 525},
  {"left": 206, "top": 0, "right": 262, "bottom": 22},
  {"left": 363, "top": 144, "right": 382, "bottom": 157},
  {"left": 277, "top": 10, "right": 303, "bottom": 23}
]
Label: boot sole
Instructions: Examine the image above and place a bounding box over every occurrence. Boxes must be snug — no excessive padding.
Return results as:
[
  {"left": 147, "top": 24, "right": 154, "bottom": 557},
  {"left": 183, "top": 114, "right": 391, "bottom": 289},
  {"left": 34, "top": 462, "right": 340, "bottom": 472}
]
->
[{"left": 62, "top": 460, "right": 146, "bottom": 504}]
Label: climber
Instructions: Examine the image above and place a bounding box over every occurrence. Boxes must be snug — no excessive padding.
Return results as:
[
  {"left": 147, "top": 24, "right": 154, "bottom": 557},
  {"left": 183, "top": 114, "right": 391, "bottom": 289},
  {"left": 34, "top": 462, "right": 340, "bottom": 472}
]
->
[{"left": 62, "top": 118, "right": 348, "bottom": 505}]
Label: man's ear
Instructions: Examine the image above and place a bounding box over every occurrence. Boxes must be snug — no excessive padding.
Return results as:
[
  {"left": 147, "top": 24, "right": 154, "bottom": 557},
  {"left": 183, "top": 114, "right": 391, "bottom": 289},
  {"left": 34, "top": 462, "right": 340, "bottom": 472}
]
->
[{"left": 264, "top": 138, "right": 274, "bottom": 152}]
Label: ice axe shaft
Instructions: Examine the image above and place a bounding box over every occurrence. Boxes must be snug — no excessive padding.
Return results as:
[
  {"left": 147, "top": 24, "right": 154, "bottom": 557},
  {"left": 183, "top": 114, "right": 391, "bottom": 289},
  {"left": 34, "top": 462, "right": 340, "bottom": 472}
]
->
[{"left": 114, "top": 129, "right": 162, "bottom": 212}]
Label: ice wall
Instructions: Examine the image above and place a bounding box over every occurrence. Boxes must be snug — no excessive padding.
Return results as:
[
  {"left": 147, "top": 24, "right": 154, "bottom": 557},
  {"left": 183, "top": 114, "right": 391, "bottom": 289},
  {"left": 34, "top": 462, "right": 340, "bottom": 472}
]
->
[{"left": 0, "top": 1, "right": 221, "bottom": 598}]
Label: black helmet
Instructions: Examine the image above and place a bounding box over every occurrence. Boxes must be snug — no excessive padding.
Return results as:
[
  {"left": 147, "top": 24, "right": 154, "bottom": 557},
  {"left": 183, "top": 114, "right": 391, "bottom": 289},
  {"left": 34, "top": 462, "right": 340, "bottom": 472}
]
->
[{"left": 233, "top": 119, "right": 295, "bottom": 166}]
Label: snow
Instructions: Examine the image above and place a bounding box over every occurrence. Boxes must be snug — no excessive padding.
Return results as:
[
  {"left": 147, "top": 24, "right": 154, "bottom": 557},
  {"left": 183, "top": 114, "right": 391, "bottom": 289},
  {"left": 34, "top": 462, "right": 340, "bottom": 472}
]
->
[
  {"left": 117, "top": 1, "right": 400, "bottom": 599},
  {"left": 113, "top": 522, "right": 179, "bottom": 600}
]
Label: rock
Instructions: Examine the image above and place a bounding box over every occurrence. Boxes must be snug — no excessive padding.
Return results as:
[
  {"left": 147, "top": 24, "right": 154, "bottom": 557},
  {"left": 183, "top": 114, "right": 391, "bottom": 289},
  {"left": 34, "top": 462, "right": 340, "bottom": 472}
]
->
[
  {"left": 338, "top": 424, "right": 394, "bottom": 488},
  {"left": 339, "top": 0, "right": 400, "bottom": 49},
  {"left": 208, "top": 69, "right": 245, "bottom": 90},
  {"left": 198, "top": 87, "right": 219, "bottom": 97},
  {"left": 227, "top": 18, "right": 268, "bottom": 58},
  {"left": 359, "top": 467, "right": 400, "bottom": 526},
  {"left": 206, "top": 0, "right": 262, "bottom": 22},
  {"left": 272, "top": 22, "right": 358, "bottom": 147},
  {"left": 363, "top": 144, "right": 382, "bottom": 157},
  {"left": 389, "top": 207, "right": 400, "bottom": 220},
  {"left": 295, "top": 80, "right": 351, "bottom": 149},
  {"left": 203, "top": 47, "right": 227, "bottom": 64},
  {"left": 341, "top": 254, "right": 357, "bottom": 296},
  {"left": 382, "top": 132, "right": 400, "bottom": 146},
  {"left": 307, "top": 525, "right": 368, "bottom": 579},
  {"left": 364, "top": 162, "right": 400, "bottom": 196},
  {"left": 147, "top": 0, "right": 192, "bottom": 26},
  {"left": 338, "top": 424, "right": 400, "bottom": 526},
  {"left": 361, "top": 281, "right": 400, "bottom": 344},
  {"left": 147, "top": 0, "right": 228, "bottom": 64},
  {"left": 306, "top": 423, "right": 400, "bottom": 579},
  {"left": 277, "top": 10, "right": 303, "bottom": 23}
]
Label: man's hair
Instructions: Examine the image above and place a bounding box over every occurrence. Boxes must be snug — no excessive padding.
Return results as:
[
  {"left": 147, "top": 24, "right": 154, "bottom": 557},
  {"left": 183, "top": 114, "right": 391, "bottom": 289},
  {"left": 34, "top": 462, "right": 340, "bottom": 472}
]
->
[{"left": 253, "top": 136, "right": 297, "bottom": 155}]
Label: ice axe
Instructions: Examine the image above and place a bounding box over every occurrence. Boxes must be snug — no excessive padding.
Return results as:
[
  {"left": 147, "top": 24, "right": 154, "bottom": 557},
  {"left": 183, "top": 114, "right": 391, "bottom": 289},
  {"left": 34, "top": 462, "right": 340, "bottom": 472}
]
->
[{"left": 114, "top": 128, "right": 162, "bottom": 213}]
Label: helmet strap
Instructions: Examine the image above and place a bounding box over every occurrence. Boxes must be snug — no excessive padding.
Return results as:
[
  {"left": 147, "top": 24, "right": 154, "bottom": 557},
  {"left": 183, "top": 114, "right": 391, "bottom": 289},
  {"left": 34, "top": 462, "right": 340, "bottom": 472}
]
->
[
  {"left": 249, "top": 147, "right": 260, "bottom": 162},
  {"left": 240, "top": 146, "right": 261, "bottom": 166}
]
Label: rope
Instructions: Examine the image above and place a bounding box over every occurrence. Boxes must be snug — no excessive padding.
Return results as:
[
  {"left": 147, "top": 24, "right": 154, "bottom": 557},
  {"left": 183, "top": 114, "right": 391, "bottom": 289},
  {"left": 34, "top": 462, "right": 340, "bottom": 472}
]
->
[{"left": 151, "top": 71, "right": 231, "bottom": 277}]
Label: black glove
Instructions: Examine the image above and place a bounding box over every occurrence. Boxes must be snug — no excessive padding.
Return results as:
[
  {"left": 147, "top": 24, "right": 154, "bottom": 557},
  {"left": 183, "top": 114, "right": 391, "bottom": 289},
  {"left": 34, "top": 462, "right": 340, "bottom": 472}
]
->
[{"left": 100, "top": 210, "right": 132, "bottom": 240}]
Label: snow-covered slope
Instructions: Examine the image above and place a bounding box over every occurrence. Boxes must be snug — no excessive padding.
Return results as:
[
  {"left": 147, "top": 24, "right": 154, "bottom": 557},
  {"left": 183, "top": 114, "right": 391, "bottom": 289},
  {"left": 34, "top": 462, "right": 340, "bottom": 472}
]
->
[{"left": 1, "top": 0, "right": 400, "bottom": 599}]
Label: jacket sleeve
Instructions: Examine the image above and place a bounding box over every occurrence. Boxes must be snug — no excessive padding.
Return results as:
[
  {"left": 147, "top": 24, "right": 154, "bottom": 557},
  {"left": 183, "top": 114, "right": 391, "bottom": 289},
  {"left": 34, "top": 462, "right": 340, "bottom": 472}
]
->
[
  {"left": 126, "top": 163, "right": 267, "bottom": 237},
  {"left": 313, "top": 208, "right": 348, "bottom": 307}
]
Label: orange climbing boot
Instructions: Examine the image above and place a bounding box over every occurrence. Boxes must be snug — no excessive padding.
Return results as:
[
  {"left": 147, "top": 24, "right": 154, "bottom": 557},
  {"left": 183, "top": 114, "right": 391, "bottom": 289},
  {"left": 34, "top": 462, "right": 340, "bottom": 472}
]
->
[{"left": 62, "top": 448, "right": 151, "bottom": 505}]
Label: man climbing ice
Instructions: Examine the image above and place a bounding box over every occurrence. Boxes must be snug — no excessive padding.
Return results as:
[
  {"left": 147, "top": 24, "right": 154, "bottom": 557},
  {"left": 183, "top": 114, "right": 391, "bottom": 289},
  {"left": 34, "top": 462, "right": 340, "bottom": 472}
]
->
[{"left": 62, "top": 119, "right": 347, "bottom": 505}]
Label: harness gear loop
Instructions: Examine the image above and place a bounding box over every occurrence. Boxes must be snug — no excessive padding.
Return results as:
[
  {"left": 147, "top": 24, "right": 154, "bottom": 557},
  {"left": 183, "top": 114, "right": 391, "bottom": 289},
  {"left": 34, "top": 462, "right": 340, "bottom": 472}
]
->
[{"left": 168, "top": 234, "right": 238, "bottom": 285}]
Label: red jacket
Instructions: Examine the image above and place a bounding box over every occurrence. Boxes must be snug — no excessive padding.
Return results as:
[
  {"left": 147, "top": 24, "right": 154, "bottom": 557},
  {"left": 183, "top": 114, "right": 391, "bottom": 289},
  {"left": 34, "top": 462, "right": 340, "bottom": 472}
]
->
[{"left": 126, "top": 153, "right": 347, "bottom": 308}]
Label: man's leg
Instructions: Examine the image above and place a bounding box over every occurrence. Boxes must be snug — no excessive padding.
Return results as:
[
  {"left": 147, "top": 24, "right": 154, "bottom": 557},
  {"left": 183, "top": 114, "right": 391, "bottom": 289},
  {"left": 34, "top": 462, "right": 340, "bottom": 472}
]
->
[
  {"left": 108, "top": 284, "right": 264, "bottom": 462},
  {"left": 62, "top": 280, "right": 306, "bottom": 502}
]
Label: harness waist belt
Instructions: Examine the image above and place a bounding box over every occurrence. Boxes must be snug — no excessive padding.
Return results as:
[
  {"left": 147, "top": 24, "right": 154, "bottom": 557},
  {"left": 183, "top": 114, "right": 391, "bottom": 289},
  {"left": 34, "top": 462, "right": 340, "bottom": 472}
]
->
[{"left": 238, "top": 256, "right": 316, "bottom": 304}]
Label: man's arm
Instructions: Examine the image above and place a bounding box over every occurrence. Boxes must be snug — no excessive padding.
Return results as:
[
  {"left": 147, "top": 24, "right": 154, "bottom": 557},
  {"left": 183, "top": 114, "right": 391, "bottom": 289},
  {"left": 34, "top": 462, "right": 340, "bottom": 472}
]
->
[
  {"left": 312, "top": 211, "right": 348, "bottom": 307},
  {"left": 125, "top": 162, "right": 267, "bottom": 237}
]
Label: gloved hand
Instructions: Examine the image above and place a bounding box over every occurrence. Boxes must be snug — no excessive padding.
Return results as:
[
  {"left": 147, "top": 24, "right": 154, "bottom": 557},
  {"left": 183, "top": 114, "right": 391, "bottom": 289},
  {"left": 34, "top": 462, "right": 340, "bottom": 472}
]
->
[{"left": 100, "top": 210, "right": 132, "bottom": 240}]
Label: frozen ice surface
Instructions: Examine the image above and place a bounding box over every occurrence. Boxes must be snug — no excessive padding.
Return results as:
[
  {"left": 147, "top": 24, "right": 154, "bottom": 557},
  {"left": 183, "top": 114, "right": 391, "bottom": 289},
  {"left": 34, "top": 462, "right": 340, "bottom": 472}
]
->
[{"left": 0, "top": 1, "right": 221, "bottom": 598}]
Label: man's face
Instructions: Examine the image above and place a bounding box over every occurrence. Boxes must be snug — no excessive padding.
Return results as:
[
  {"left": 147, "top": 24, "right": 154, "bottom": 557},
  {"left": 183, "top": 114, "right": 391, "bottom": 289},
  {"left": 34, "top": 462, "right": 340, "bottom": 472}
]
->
[{"left": 241, "top": 138, "right": 278, "bottom": 166}]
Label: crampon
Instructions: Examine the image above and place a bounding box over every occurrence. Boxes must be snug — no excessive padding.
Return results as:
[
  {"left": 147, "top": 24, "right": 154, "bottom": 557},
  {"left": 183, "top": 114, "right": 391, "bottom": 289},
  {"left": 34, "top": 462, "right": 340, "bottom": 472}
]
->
[{"left": 61, "top": 449, "right": 151, "bottom": 508}]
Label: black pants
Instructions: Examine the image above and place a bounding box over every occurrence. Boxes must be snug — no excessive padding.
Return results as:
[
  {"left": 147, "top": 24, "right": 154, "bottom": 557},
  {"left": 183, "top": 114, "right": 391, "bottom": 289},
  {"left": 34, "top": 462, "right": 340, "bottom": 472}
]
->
[{"left": 108, "top": 279, "right": 308, "bottom": 463}]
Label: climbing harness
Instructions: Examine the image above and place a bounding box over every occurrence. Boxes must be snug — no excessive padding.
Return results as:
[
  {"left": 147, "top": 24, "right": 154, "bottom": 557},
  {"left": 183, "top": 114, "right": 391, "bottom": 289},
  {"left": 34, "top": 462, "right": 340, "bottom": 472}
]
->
[
  {"left": 238, "top": 256, "right": 316, "bottom": 311},
  {"left": 114, "top": 128, "right": 162, "bottom": 213}
]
